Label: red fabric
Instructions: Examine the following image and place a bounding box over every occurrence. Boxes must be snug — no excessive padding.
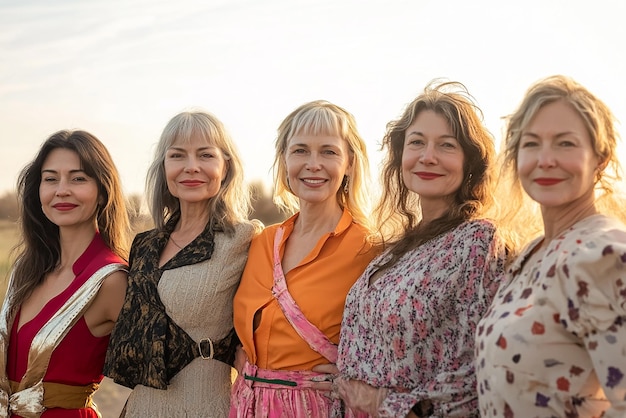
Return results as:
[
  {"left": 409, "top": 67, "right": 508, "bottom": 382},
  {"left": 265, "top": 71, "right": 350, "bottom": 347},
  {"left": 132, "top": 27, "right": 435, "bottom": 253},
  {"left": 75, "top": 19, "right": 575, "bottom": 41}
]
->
[{"left": 7, "top": 232, "right": 125, "bottom": 417}]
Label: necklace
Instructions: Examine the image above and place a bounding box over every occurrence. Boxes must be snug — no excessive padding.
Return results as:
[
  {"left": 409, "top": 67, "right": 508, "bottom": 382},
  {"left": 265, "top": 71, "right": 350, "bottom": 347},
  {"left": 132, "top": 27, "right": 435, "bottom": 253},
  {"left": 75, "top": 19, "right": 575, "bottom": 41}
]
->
[{"left": 169, "top": 235, "right": 185, "bottom": 249}]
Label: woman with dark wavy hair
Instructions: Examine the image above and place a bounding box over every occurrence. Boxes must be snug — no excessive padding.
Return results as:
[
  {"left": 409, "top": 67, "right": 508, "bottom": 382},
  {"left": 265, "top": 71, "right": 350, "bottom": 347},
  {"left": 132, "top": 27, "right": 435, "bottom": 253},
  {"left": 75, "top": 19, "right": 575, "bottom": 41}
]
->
[
  {"left": 316, "top": 81, "right": 507, "bottom": 417},
  {"left": 0, "top": 130, "right": 130, "bottom": 417}
]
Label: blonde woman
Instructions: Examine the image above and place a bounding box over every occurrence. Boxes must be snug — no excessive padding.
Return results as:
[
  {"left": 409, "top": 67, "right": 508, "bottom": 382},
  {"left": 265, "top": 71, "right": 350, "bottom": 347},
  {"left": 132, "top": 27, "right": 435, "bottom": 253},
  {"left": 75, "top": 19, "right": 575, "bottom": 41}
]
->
[
  {"left": 230, "top": 100, "right": 377, "bottom": 417},
  {"left": 476, "top": 75, "right": 626, "bottom": 417}
]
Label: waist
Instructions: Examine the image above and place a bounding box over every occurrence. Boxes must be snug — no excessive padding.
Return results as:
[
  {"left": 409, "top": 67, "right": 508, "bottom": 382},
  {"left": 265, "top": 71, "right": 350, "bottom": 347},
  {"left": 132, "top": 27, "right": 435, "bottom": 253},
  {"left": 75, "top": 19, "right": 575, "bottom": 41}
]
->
[
  {"left": 10, "top": 380, "right": 99, "bottom": 409},
  {"left": 243, "top": 363, "right": 328, "bottom": 389}
]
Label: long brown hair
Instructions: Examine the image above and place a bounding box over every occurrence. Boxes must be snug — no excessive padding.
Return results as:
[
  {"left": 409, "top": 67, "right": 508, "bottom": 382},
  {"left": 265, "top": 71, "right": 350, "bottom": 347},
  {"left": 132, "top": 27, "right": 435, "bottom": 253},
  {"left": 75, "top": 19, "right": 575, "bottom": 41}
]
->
[
  {"left": 8, "top": 130, "right": 130, "bottom": 314},
  {"left": 375, "top": 80, "right": 497, "bottom": 269}
]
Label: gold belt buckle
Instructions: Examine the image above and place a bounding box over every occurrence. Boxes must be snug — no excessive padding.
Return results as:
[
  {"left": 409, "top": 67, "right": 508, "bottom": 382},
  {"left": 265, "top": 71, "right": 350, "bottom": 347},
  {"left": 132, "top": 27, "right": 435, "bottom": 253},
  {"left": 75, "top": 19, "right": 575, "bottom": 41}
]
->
[{"left": 198, "top": 338, "right": 214, "bottom": 359}]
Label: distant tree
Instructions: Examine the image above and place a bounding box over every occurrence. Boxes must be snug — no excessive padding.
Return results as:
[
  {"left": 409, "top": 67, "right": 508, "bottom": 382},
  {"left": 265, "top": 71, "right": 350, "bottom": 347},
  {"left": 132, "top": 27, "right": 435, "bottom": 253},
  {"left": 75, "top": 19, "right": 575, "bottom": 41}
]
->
[
  {"left": 0, "top": 192, "right": 18, "bottom": 222},
  {"left": 249, "top": 181, "right": 286, "bottom": 226}
]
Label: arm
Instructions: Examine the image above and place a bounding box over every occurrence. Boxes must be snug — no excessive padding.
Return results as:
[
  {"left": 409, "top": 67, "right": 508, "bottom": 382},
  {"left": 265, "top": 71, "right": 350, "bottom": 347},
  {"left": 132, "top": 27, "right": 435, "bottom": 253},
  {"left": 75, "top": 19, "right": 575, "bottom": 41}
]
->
[
  {"left": 84, "top": 269, "right": 128, "bottom": 337},
  {"left": 567, "top": 228, "right": 626, "bottom": 416}
]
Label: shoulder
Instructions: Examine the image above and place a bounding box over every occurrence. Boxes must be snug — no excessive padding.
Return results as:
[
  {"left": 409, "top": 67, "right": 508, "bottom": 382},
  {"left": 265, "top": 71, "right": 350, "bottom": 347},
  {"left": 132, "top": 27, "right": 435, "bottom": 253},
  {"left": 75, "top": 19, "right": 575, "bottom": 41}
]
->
[
  {"left": 100, "top": 269, "right": 128, "bottom": 293},
  {"left": 224, "top": 219, "right": 265, "bottom": 245},
  {"left": 552, "top": 215, "right": 626, "bottom": 321},
  {"left": 449, "top": 218, "right": 499, "bottom": 245},
  {"left": 558, "top": 215, "right": 626, "bottom": 265},
  {"left": 132, "top": 228, "right": 159, "bottom": 247}
]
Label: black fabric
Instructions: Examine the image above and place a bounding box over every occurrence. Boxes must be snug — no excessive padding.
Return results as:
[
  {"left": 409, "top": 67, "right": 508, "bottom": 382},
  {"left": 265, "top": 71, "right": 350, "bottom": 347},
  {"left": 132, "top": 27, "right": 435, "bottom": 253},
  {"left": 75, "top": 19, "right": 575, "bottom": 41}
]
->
[{"left": 103, "top": 213, "right": 239, "bottom": 389}]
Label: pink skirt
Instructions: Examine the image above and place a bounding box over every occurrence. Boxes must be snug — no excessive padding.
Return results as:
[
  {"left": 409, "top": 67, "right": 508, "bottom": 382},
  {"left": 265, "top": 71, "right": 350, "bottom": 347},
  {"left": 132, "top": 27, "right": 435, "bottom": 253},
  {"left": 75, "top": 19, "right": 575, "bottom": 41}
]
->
[{"left": 229, "top": 361, "right": 366, "bottom": 418}]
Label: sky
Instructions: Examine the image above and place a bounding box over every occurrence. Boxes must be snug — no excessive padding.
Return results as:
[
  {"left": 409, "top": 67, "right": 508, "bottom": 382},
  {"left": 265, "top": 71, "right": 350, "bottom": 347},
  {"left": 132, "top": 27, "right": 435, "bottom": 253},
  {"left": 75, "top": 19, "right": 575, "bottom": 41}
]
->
[{"left": 1, "top": 0, "right": 625, "bottom": 198}]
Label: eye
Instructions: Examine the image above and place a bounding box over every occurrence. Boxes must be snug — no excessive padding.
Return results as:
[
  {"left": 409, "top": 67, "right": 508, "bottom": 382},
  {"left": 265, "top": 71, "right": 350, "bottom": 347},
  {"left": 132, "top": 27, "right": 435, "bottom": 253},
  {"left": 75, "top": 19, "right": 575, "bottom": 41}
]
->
[
  {"left": 167, "top": 152, "right": 183, "bottom": 159},
  {"left": 291, "top": 148, "right": 307, "bottom": 154},
  {"left": 441, "top": 141, "right": 457, "bottom": 149},
  {"left": 520, "top": 139, "right": 538, "bottom": 148},
  {"left": 72, "top": 176, "right": 88, "bottom": 182},
  {"left": 200, "top": 152, "right": 215, "bottom": 158},
  {"left": 406, "top": 138, "right": 425, "bottom": 147},
  {"left": 42, "top": 176, "right": 57, "bottom": 183},
  {"left": 322, "top": 149, "right": 338, "bottom": 155},
  {"left": 558, "top": 140, "right": 576, "bottom": 147}
]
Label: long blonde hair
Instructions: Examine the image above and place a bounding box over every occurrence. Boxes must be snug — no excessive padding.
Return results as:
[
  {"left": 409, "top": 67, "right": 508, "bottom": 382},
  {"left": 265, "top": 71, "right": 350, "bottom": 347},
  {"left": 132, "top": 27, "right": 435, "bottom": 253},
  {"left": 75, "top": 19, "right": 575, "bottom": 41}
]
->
[{"left": 498, "top": 75, "right": 626, "bottom": 247}]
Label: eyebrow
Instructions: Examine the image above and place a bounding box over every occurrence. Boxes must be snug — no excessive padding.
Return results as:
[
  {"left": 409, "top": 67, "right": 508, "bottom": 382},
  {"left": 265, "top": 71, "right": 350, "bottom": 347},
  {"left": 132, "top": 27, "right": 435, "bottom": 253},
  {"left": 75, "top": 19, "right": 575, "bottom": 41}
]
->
[
  {"left": 406, "top": 131, "right": 457, "bottom": 140},
  {"left": 288, "top": 143, "right": 341, "bottom": 148},
  {"left": 168, "top": 145, "right": 218, "bottom": 151},
  {"left": 41, "top": 168, "right": 86, "bottom": 174},
  {"left": 521, "top": 131, "right": 576, "bottom": 139}
]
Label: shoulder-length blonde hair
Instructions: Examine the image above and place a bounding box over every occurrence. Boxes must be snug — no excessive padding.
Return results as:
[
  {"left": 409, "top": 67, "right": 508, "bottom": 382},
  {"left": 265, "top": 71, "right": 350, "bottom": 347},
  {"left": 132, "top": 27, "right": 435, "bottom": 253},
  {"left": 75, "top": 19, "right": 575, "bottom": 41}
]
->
[
  {"left": 146, "top": 110, "right": 251, "bottom": 233},
  {"left": 499, "top": 75, "right": 626, "bottom": 243},
  {"left": 272, "top": 100, "right": 373, "bottom": 231}
]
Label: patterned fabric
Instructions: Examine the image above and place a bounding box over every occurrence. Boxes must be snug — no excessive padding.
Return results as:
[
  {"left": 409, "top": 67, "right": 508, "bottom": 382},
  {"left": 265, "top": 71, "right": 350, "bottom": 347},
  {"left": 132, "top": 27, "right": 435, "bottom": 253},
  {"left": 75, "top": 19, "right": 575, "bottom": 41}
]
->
[
  {"left": 338, "top": 219, "right": 506, "bottom": 417},
  {"left": 104, "top": 214, "right": 241, "bottom": 390},
  {"left": 476, "top": 214, "right": 626, "bottom": 417},
  {"left": 230, "top": 360, "right": 350, "bottom": 418}
]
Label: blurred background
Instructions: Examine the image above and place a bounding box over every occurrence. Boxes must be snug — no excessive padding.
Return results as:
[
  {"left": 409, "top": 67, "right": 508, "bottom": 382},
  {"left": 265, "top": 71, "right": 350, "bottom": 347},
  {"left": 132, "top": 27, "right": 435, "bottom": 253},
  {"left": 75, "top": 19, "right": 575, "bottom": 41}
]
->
[{"left": 2, "top": 0, "right": 625, "bottom": 415}]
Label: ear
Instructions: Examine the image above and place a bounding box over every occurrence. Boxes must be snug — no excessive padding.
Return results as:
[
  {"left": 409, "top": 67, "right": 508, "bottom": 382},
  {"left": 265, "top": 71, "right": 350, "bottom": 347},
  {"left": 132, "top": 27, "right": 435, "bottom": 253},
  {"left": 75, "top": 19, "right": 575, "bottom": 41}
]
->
[
  {"left": 597, "top": 156, "right": 608, "bottom": 172},
  {"left": 221, "top": 159, "right": 230, "bottom": 183},
  {"left": 346, "top": 152, "right": 355, "bottom": 177}
]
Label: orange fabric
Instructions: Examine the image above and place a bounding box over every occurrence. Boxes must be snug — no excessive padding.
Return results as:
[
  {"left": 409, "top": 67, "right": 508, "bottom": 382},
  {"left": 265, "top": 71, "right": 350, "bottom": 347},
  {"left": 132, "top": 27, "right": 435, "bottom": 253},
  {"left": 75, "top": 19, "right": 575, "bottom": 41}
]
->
[{"left": 234, "top": 209, "right": 377, "bottom": 371}]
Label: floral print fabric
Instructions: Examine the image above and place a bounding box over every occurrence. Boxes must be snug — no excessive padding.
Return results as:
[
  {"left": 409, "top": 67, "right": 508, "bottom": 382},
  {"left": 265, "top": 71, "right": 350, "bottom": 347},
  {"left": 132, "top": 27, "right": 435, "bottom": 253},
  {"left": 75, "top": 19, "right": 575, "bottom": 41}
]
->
[
  {"left": 476, "top": 214, "right": 626, "bottom": 417},
  {"left": 338, "top": 219, "right": 506, "bottom": 417}
]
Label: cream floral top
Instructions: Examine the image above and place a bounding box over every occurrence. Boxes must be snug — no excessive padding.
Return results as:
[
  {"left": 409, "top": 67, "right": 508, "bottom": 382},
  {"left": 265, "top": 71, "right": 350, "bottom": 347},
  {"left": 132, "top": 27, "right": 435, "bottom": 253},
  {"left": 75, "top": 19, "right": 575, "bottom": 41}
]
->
[{"left": 476, "top": 214, "right": 626, "bottom": 417}]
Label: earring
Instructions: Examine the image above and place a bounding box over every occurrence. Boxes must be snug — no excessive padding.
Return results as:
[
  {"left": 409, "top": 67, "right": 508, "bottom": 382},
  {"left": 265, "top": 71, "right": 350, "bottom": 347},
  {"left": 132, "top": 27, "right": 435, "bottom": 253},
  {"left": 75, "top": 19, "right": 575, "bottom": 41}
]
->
[{"left": 343, "top": 176, "right": 349, "bottom": 194}]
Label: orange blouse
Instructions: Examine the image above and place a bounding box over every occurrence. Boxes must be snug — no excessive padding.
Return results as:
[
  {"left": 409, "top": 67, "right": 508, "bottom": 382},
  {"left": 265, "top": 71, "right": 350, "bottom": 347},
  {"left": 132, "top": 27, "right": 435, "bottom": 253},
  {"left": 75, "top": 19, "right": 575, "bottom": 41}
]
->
[{"left": 234, "top": 209, "right": 377, "bottom": 371}]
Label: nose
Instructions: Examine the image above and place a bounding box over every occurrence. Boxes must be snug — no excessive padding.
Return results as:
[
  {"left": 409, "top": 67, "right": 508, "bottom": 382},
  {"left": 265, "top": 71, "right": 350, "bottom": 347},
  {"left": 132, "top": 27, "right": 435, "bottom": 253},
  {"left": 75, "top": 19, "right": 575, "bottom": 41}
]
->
[
  {"left": 184, "top": 156, "right": 201, "bottom": 173},
  {"left": 55, "top": 179, "right": 71, "bottom": 196},
  {"left": 418, "top": 144, "right": 437, "bottom": 165},
  {"left": 536, "top": 146, "right": 557, "bottom": 169},
  {"left": 305, "top": 153, "right": 322, "bottom": 171}
]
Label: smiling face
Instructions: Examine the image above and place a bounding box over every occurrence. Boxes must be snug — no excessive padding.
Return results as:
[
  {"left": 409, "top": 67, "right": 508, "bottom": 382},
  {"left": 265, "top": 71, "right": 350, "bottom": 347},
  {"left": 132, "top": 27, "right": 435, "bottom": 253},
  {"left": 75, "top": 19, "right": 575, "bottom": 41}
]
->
[
  {"left": 401, "top": 110, "right": 465, "bottom": 212},
  {"left": 284, "top": 134, "right": 352, "bottom": 207},
  {"left": 39, "top": 148, "right": 100, "bottom": 231},
  {"left": 164, "top": 133, "right": 228, "bottom": 205},
  {"left": 517, "top": 99, "right": 601, "bottom": 210}
]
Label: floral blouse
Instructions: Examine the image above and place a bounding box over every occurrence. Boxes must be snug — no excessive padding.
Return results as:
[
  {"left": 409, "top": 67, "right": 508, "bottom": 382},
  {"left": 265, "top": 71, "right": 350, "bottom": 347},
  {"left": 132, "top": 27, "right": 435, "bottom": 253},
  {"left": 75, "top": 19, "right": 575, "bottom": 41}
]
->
[
  {"left": 338, "top": 219, "right": 506, "bottom": 417},
  {"left": 476, "top": 214, "right": 626, "bottom": 417}
]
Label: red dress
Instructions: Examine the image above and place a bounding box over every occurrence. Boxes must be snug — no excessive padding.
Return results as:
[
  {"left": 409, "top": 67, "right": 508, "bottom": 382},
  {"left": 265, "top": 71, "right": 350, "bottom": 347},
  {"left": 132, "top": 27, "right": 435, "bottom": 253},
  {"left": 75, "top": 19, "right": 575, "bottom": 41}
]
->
[{"left": 6, "top": 233, "right": 126, "bottom": 417}]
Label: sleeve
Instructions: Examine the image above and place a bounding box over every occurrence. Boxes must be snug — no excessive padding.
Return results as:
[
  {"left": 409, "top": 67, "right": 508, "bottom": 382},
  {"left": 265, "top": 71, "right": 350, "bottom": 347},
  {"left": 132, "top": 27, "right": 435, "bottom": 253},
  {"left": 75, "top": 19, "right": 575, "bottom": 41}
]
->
[
  {"left": 560, "top": 227, "right": 626, "bottom": 416},
  {"left": 378, "top": 220, "right": 507, "bottom": 417}
]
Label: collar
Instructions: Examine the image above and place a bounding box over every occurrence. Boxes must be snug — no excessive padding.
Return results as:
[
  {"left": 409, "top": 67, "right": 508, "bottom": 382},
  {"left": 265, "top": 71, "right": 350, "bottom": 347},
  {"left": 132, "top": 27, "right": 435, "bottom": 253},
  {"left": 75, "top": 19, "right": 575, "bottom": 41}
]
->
[{"left": 72, "top": 231, "right": 105, "bottom": 277}]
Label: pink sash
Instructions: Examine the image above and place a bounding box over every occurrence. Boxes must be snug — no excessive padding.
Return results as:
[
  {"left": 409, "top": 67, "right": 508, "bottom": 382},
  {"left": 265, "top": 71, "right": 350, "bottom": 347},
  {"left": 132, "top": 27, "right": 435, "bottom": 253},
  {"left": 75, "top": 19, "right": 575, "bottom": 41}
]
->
[
  {"left": 271, "top": 227, "right": 338, "bottom": 363},
  {"left": 229, "top": 227, "right": 348, "bottom": 417}
]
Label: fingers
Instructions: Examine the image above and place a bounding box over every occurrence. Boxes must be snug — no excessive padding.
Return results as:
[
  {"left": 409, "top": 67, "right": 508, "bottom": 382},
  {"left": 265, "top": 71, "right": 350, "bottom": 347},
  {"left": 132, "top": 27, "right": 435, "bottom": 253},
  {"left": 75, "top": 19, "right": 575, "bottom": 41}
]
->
[{"left": 311, "top": 363, "right": 340, "bottom": 374}]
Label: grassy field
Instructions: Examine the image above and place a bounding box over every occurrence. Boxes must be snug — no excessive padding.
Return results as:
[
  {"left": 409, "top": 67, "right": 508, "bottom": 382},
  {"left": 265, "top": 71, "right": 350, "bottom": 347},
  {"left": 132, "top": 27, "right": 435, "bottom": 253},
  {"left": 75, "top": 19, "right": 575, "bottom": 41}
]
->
[{"left": 0, "top": 220, "right": 130, "bottom": 417}]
